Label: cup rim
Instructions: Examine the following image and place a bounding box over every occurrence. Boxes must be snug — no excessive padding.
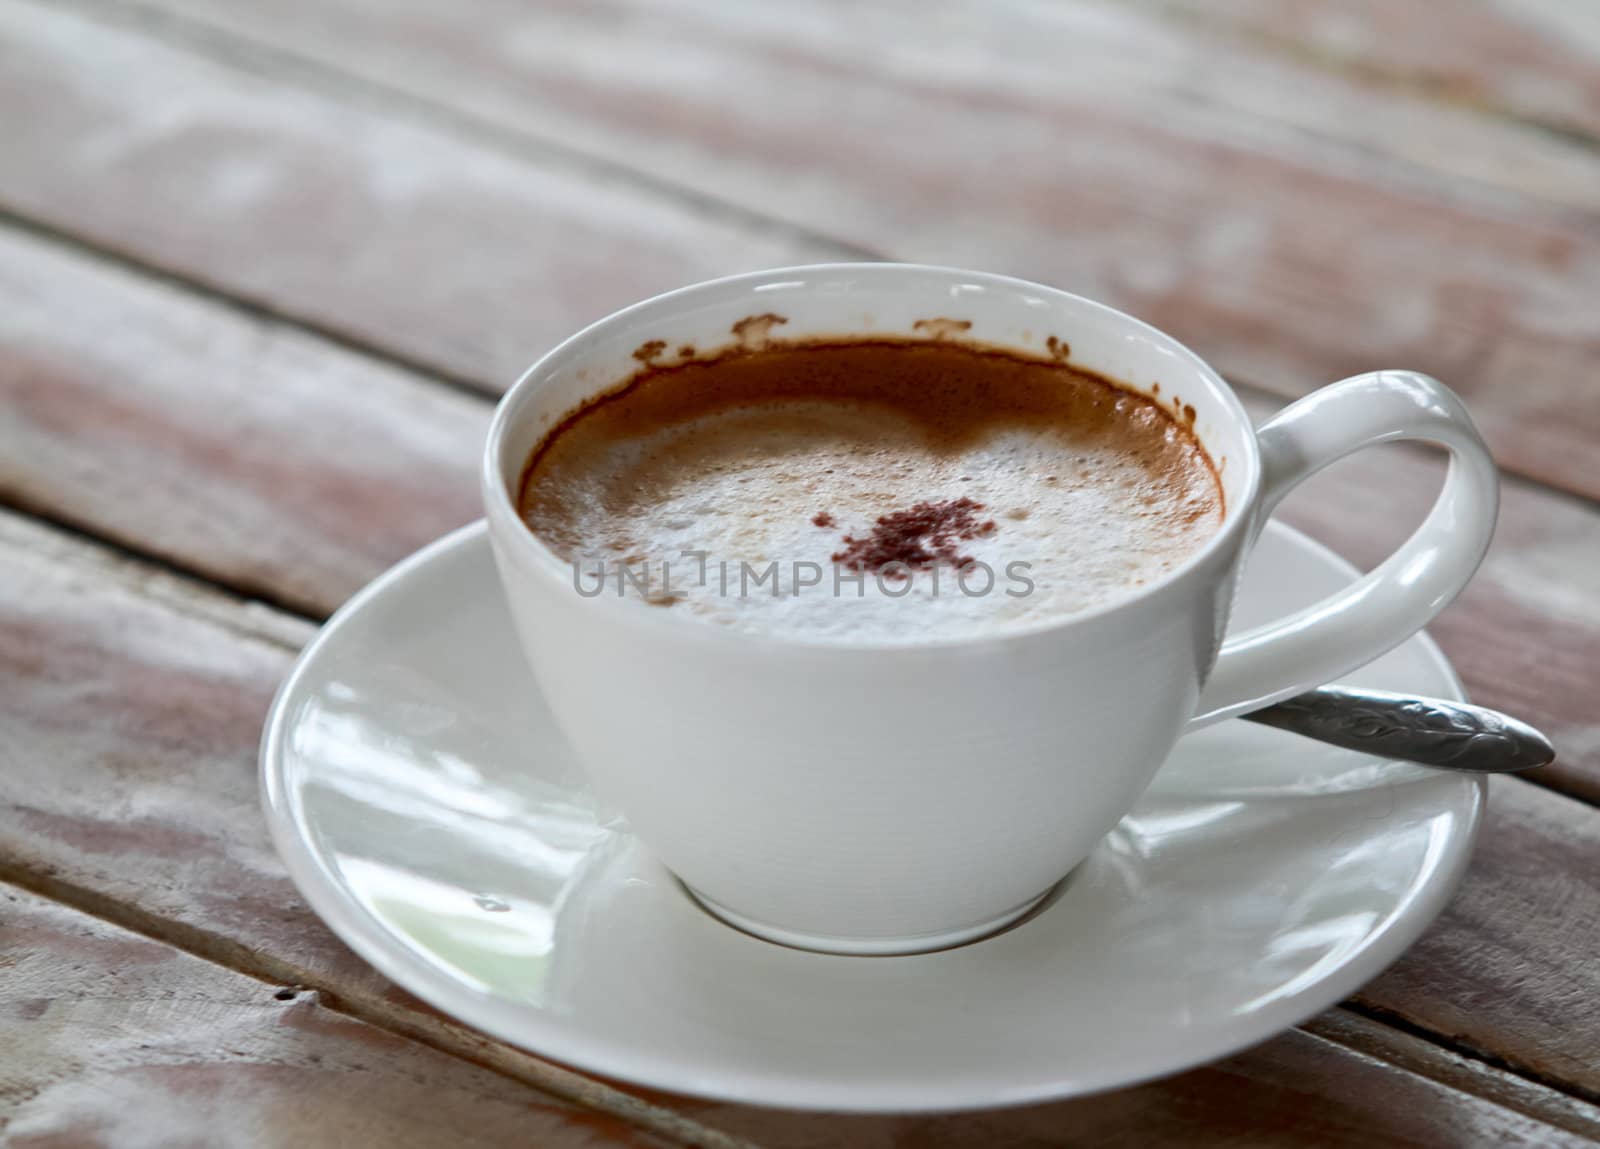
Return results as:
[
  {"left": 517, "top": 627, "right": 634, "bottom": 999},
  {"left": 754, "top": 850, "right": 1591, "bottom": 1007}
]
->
[{"left": 482, "top": 262, "right": 1262, "bottom": 652}]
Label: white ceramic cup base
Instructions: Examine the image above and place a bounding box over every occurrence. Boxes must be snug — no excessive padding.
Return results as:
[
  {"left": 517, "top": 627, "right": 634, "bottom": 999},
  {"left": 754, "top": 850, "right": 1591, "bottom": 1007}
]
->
[{"left": 684, "top": 880, "right": 1060, "bottom": 956}]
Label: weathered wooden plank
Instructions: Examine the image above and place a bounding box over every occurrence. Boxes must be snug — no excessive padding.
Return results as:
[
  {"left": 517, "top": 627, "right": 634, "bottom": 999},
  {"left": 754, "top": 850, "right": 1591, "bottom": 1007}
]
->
[
  {"left": 1146, "top": 0, "right": 1600, "bottom": 143},
  {"left": 0, "top": 885, "right": 669, "bottom": 1147},
  {"left": 675, "top": 1014, "right": 1600, "bottom": 1147},
  {"left": 5, "top": 218, "right": 1598, "bottom": 802},
  {"left": 34, "top": 0, "right": 1600, "bottom": 503},
  {"left": 0, "top": 222, "right": 485, "bottom": 617},
  {"left": 113, "top": 0, "right": 1600, "bottom": 214},
  {"left": 0, "top": 0, "right": 845, "bottom": 393},
  {"left": 1302, "top": 1008, "right": 1600, "bottom": 1139},
  {"left": 1358, "top": 778, "right": 1600, "bottom": 1107},
  {"left": 4, "top": 509, "right": 1600, "bottom": 1139}
]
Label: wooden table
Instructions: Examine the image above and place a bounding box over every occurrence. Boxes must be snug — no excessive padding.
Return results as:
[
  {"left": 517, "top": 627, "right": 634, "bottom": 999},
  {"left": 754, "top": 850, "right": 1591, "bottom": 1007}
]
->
[{"left": 3, "top": 1, "right": 1598, "bottom": 1143}]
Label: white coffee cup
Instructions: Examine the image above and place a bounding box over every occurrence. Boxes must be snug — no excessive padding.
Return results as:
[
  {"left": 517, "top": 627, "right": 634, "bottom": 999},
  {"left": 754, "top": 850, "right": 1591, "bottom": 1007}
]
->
[{"left": 482, "top": 264, "right": 1497, "bottom": 955}]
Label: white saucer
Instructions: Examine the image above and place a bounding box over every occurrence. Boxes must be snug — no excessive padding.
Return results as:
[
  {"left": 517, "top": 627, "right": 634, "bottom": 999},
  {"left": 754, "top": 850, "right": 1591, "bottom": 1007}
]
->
[{"left": 262, "top": 521, "right": 1483, "bottom": 1113}]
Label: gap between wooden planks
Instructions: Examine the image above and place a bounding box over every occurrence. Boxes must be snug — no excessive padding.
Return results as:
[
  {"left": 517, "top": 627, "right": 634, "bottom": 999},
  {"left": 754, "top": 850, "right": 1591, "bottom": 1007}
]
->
[
  {"left": 7, "top": 0, "right": 1600, "bottom": 503},
  {"left": 2, "top": 508, "right": 1598, "bottom": 1147}
]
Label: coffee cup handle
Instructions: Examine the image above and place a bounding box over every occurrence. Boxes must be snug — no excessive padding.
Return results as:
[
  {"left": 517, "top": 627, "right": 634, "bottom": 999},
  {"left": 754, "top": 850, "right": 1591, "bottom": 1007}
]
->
[{"left": 1189, "top": 371, "right": 1499, "bottom": 730}]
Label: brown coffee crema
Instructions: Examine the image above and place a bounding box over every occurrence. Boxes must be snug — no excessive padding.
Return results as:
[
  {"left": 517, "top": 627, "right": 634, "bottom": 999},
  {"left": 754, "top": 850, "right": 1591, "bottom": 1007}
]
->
[{"left": 518, "top": 336, "right": 1223, "bottom": 641}]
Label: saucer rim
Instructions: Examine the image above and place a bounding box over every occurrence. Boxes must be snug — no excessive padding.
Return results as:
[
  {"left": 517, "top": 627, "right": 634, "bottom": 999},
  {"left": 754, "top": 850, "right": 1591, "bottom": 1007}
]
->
[{"left": 260, "top": 519, "right": 1484, "bottom": 1113}]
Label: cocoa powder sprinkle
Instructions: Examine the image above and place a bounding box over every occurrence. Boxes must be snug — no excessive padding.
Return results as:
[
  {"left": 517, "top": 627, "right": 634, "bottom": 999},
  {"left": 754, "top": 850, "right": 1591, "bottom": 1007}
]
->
[{"left": 830, "top": 498, "right": 996, "bottom": 578}]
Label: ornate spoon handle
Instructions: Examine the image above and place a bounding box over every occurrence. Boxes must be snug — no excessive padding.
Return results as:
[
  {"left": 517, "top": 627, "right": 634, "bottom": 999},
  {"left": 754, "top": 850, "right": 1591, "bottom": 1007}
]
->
[{"left": 1241, "top": 686, "right": 1554, "bottom": 773}]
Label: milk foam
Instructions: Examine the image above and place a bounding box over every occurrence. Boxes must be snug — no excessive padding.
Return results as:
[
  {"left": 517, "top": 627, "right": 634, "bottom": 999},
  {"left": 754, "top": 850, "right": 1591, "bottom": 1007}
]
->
[{"left": 520, "top": 342, "right": 1222, "bottom": 642}]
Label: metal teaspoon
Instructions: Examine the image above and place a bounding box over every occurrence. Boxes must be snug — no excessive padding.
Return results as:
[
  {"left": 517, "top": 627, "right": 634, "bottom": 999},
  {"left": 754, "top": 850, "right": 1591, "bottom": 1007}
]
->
[{"left": 1241, "top": 685, "right": 1555, "bottom": 773}]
